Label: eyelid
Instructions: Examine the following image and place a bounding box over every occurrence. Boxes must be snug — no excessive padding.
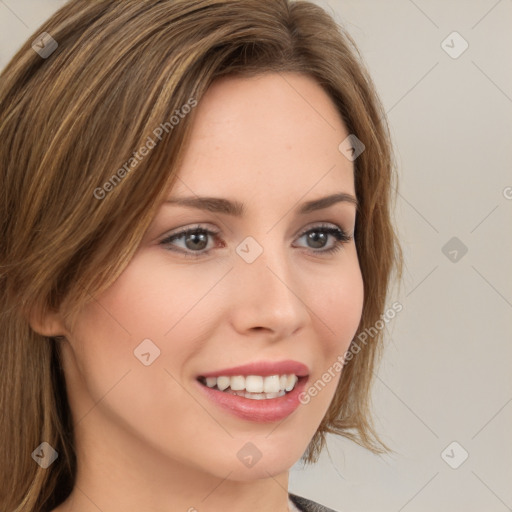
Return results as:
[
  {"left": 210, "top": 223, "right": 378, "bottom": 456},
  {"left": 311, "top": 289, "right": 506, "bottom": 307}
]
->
[
  {"left": 296, "top": 221, "right": 352, "bottom": 238},
  {"left": 161, "top": 221, "right": 351, "bottom": 240}
]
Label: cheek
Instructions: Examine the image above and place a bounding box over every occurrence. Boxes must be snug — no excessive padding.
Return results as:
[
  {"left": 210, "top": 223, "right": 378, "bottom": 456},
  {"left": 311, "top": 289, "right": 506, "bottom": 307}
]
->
[
  {"left": 62, "top": 253, "right": 228, "bottom": 414},
  {"left": 299, "top": 255, "right": 364, "bottom": 406},
  {"left": 74, "top": 256, "right": 223, "bottom": 356},
  {"left": 307, "top": 255, "right": 364, "bottom": 352},
  {"left": 61, "top": 263, "right": 213, "bottom": 458}
]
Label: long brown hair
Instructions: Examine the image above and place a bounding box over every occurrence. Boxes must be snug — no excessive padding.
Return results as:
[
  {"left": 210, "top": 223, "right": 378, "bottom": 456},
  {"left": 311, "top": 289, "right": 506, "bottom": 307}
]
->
[{"left": 0, "top": 0, "right": 403, "bottom": 510}]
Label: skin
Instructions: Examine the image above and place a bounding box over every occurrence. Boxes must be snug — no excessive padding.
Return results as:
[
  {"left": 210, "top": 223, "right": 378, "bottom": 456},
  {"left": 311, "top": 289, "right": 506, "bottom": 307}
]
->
[{"left": 40, "top": 71, "right": 364, "bottom": 512}]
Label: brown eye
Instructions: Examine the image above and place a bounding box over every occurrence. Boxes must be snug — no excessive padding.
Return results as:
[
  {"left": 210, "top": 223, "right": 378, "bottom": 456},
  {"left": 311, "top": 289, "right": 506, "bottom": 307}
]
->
[
  {"left": 160, "top": 227, "right": 220, "bottom": 258},
  {"left": 294, "top": 225, "right": 352, "bottom": 254}
]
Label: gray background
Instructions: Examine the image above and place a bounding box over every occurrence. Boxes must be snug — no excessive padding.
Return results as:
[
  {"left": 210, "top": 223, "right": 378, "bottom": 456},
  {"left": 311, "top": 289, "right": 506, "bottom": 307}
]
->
[{"left": 1, "top": 1, "right": 511, "bottom": 511}]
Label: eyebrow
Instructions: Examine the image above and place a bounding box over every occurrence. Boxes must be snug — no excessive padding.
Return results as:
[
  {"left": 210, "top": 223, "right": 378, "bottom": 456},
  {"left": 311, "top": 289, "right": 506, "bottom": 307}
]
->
[{"left": 164, "top": 192, "right": 358, "bottom": 216}]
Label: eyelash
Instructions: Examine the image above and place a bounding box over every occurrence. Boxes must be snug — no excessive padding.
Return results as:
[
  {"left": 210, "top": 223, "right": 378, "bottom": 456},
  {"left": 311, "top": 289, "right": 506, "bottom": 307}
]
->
[{"left": 159, "top": 223, "right": 352, "bottom": 259}]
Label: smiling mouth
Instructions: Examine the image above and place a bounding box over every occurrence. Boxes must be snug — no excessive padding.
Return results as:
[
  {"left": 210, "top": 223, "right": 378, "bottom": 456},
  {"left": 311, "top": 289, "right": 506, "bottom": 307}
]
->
[{"left": 197, "top": 374, "right": 301, "bottom": 400}]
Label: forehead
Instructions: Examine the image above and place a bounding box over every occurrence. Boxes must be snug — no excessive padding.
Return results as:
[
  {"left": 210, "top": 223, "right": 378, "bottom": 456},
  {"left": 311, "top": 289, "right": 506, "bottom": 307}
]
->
[{"left": 171, "top": 72, "right": 355, "bottom": 199}]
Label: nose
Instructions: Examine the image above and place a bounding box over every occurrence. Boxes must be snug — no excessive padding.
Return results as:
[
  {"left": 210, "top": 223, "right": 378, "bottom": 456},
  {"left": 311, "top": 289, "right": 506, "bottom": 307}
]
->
[{"left": 228, "top": 238, "right": 309, "bottom": 340}]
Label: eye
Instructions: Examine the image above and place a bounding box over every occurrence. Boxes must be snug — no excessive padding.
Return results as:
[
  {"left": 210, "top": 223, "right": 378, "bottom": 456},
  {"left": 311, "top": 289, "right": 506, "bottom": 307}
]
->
[
  {"left": 293, "top": 224, "right": 352, "bottom": 255},
  {"left": 159, "top": 223, "right": 352, "bottom": 258},
  {"left": 160, "top": 225, "right": 221, "bottom": 258}
]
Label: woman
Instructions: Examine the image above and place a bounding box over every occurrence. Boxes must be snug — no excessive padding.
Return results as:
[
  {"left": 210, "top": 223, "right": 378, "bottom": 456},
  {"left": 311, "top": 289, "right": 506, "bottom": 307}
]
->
[{"left": 0, "top": 1, "right": 403, "bottom": 511}]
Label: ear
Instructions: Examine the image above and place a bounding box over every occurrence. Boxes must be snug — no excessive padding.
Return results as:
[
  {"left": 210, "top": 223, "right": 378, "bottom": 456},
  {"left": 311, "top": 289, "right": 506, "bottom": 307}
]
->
[{"left": 27, "top": 304, "right": 69, "bottom": 338}]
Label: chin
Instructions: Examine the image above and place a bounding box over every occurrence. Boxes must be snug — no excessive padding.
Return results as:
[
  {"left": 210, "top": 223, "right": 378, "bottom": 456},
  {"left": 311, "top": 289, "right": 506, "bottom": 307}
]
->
[{"left": 208, "top": 439, "right": 309, "bottom": 481}]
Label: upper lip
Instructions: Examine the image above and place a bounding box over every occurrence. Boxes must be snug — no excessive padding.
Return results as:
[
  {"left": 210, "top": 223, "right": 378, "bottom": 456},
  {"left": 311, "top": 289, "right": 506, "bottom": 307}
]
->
[{"left": 198, "top": 360, "right": 309, "bottom": 378}]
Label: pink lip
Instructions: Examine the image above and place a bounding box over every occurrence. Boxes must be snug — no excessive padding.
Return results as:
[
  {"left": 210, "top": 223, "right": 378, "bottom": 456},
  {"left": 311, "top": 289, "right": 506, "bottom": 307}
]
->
[
  {"left": 196, "top": 360, "right": 310, "bottom": 423},
  {"left": 198, "top": 360, "right": 309, "bottom": 378},
  {"left": 196, "top": 375, "right": 308, "bottom": 423}
]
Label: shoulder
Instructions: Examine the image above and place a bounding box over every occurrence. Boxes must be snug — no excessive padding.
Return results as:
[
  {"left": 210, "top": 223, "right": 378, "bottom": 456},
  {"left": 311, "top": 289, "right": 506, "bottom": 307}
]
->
[{"left": 289, "top": 493, "right": 340, "bottom": 512}]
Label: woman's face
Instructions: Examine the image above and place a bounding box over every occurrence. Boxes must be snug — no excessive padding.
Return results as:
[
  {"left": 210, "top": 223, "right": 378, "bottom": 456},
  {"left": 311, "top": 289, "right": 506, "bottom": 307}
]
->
[{"left": 56, "top": 72, "right": 364, "bottom": 483}]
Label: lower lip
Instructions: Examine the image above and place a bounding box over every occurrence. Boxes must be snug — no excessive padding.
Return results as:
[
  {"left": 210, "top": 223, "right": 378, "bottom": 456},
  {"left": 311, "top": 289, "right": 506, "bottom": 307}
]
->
[{"left": 196, "top": 377, "right": 308, "bottom": 423}]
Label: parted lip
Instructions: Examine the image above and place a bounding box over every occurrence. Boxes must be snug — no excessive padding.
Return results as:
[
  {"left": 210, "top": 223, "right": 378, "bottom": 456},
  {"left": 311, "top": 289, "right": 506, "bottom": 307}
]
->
[{"left": 198, "top": 360, "right": 310, "bottom": 378}]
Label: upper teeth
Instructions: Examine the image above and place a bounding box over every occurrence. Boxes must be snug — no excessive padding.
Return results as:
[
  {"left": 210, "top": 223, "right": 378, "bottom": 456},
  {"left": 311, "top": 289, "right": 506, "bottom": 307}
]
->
[{"left": 204, "top": 374, "right": 298, "bottom": 393}]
